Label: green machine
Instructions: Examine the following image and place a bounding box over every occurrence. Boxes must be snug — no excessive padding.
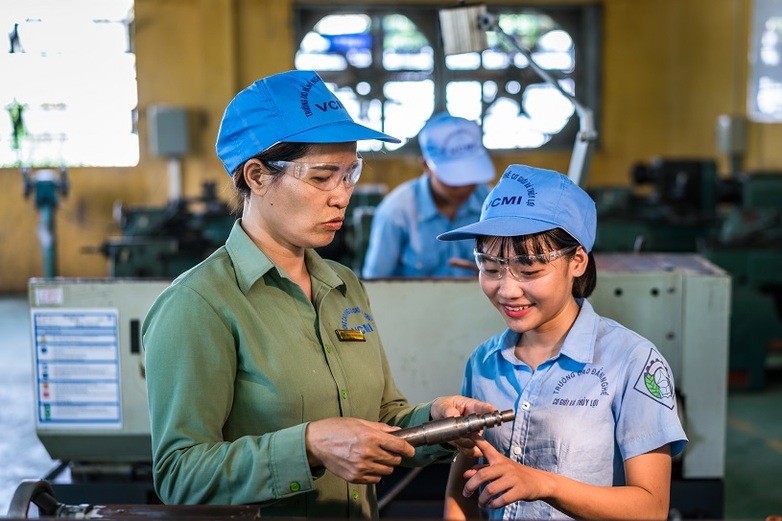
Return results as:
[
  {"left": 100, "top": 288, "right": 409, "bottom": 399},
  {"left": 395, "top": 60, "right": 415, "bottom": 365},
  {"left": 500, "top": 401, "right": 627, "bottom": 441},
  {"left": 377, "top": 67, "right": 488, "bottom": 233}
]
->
[
  {"left": 702, "top": 173, "right": 782, "bottom": 390},
  {"left": 590, "top": 159, "right": 782, "bottom": 390},
  {"left": 90, "top": 182, "right": 236, "bottom": 278},
  {"left": 91, "top": 182, "right": 386, "bottom": 278}
]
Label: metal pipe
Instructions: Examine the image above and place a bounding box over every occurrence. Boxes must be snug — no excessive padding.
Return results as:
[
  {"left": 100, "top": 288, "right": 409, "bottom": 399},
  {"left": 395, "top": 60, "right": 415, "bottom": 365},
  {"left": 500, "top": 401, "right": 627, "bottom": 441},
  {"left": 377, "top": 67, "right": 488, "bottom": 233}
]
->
[{"left": 392, "top": 409, "right": 515, "bottom": 447}]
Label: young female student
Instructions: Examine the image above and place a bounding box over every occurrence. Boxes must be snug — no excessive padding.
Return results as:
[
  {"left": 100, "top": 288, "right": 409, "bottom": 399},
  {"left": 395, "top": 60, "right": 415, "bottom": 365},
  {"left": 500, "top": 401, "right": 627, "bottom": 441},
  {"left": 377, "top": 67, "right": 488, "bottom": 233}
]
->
[{"left": 438, "top": 164, "right": 688, "bottom": 520}]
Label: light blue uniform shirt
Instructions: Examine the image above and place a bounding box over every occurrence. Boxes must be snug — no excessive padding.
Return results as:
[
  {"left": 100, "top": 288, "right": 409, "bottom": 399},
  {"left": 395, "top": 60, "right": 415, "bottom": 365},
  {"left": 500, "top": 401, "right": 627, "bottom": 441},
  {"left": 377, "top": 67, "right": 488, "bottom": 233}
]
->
[
  {"left": 362, "top": 174, "right": 490, "bottom": 278},
  {"left": 461, "top": 299, "right": 688, "bottom": 520}
]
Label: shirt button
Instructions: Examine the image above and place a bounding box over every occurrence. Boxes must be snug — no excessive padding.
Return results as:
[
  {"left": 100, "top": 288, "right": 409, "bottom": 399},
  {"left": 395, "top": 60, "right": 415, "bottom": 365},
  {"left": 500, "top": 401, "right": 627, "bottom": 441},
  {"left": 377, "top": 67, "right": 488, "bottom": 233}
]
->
[
  {"left": 289, "top": 481, "right": 301, "bottom": 492},
  {"left": 325, "top": 344, "right": 332, "bottom": 353},
  {"left": 351, "top": 489, "right": 359, "bottom": 500},
  {"left": 521, "top": 401, "right": 531, "bottom": 410},
  {"left": 512, "top": 446, "right": 522, "bottom": 455},
  {"left": 341, "top": 389, "right": 348, "bottom": 399}
]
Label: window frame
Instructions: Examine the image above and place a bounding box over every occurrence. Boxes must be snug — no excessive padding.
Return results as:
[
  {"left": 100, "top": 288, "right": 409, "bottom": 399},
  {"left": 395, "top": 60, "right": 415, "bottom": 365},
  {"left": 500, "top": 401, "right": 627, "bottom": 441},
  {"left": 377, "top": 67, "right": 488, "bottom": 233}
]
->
[{"left": 294, "top": 2, "right": 602, "bottom": 157}]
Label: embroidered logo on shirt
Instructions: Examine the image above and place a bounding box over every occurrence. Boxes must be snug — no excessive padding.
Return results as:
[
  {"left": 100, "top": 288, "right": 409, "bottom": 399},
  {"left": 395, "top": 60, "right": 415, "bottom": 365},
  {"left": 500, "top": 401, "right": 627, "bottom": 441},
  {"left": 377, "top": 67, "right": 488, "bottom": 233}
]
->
[
  {"left": 549, "top": 367, "right": 609, "bottom": 408},
  {"left": 552, "top": 367, "right": 610, "bottom": 396},
  {"left": 633, "top": 349, "right": 676, "bottom": 409},
  {"left": 340, "top": 306, "right": 375, "bottom": 337}
]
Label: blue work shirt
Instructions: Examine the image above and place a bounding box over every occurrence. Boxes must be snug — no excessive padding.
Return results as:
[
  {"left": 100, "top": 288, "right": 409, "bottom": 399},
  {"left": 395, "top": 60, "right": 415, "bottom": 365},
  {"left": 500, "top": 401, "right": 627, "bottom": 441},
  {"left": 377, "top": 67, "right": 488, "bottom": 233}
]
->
[
  {"left": 361, "top": 174, "right": 490, "bottom": 278},
  {"left": 461, "top": 299, "right": 688, "bottom": 520}
]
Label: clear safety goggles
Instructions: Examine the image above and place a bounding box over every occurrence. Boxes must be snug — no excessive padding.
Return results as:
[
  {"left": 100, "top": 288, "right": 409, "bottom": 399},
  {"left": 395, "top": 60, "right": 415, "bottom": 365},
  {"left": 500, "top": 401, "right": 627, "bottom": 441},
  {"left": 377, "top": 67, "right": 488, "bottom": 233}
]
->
[
  {"left": 473, "top": 246, "right": 577, "bottom": 280},
  {"left": 266, "top": 157, "right": 363, "bottom": 191}
]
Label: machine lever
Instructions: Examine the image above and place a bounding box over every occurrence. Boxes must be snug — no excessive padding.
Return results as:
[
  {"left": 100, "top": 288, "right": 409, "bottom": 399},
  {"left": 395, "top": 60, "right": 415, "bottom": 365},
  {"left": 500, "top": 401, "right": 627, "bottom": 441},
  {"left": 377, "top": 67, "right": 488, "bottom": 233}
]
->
[{"left": 392, "top": 409, "right": 515, "bottom": 447}]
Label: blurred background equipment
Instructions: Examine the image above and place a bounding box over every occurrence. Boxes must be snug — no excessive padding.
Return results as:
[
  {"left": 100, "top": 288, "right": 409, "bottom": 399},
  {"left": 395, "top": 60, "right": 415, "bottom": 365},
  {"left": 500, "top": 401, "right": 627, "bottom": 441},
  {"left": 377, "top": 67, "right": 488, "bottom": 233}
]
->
[
  {"left": 7, "top": 479, "right": 262, "bottom": 519},
  {"left": 589, "top": 115, "right": 782, "bottom": 390},
  {"left": 22, "top": 167, "right": 69, "bottom": 278},
  {"left": 86, "top": 181, "right": 235, "bottom": 278}
]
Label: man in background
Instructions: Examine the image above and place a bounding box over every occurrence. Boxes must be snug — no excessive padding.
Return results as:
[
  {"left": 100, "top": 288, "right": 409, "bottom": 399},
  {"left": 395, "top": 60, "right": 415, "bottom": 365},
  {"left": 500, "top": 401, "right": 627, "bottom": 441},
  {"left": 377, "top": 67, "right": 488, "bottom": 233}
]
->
[{"left": 362, "top": 112, "right": 495, "bottom": 278}]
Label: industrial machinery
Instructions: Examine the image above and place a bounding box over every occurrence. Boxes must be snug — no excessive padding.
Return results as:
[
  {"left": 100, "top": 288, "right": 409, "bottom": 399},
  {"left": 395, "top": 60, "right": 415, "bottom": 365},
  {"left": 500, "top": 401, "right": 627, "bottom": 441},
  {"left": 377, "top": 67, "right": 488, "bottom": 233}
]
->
[
  {"left": 22, "top": 167, "right": 69, "bottom": 278},
  {"left": 89, "top": 181, "right": 235, "bottom": 278},
  {"left": 25, "top": 254, "right": 729, "bottom": 518},
  {"left": 89, "top": 182, "right": 386, "bottom": 278},
  {"left": 8, "top": 479, "right": 261, "bottom": 520},
  {"left": 591, "top": 160, "right": 782, "bottom": 390}
]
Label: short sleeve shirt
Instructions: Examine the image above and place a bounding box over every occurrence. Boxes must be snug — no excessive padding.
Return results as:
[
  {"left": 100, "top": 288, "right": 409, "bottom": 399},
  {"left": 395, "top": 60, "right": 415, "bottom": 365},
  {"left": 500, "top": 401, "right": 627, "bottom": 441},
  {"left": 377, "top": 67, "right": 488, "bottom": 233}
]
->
[
  {"left": 362, "top": 174, "right": 490, "bottom": 278},
  {"left": 461, "top": 299, "right": 688, "bottom": 520}
]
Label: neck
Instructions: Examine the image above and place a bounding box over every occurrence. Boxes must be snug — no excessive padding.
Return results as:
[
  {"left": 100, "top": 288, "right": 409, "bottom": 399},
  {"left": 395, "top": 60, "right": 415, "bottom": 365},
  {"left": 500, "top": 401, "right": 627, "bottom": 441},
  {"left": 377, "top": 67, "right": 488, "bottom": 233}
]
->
[
  {"left": 429, "top": 182, "right": 460, "bottom": 220},
  {"left": 240, "top": 217, "right": 308, "bottom": 280},
  {"left": 515, "top": 298, "right": 581, "bottom": 368}
]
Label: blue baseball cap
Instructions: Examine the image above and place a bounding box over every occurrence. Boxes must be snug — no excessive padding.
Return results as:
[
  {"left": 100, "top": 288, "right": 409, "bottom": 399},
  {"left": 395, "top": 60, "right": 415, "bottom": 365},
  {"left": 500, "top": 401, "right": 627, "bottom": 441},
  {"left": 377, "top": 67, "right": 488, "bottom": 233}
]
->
[
  {"left": 419, "top": 112, "right": 495, "bottom": 186},
  {"left": 437, "top": 164, "right": 597, "bottom": 252},
  {"left": 215, "top": 70, "right": 400, "bottom": 175}
]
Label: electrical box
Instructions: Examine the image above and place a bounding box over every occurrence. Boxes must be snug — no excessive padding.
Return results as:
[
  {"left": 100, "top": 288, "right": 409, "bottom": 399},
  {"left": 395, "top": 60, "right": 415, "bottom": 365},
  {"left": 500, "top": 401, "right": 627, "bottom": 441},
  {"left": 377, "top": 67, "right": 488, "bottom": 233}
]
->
[{"left": 147, "top": 105, "right": 190, "bottom": 157}]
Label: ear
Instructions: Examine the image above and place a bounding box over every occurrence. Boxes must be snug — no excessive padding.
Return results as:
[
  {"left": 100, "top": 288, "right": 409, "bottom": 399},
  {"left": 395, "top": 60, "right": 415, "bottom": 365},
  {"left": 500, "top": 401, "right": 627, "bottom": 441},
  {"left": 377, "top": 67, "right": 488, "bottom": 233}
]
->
[
  {"left": 243, "top": 159, "right": 267, "bottom": 195},
  {"left": 570, "top": 246, "right": 589, "bottom": 276},
  {"left": 420, "top": 157, "right": 433, "bottom": 174}
]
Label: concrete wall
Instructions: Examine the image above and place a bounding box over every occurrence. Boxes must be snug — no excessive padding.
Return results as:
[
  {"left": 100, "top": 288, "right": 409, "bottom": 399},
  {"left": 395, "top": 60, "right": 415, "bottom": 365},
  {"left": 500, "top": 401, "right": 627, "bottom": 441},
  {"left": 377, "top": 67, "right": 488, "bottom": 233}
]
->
[{"left": 1, "top": 0, "right": 778, "bottom": 293}]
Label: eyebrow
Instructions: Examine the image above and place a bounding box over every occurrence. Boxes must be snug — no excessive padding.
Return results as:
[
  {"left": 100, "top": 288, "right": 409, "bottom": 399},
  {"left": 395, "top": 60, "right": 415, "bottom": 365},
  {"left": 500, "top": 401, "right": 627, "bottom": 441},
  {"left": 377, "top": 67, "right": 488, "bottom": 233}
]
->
[
  {"left": 309, "top": 160, "right": 359, "bottom": 170},
  {"left": 310, "top": 164, "right": 340, "bottom": 172}
]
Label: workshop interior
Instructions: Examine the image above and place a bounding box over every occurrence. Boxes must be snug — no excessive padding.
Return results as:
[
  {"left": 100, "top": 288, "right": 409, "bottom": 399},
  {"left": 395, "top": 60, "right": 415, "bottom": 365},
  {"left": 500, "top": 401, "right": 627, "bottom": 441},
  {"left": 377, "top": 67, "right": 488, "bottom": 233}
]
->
[{"left": 1, "top": 0, "right": 781, "bottom": 519}]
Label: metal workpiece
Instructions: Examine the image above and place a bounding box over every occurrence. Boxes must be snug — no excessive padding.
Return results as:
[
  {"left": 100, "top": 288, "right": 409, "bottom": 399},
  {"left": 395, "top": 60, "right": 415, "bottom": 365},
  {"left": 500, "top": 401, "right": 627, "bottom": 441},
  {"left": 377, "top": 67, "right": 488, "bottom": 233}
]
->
[{"left": 392, "top": 409, "right": 515, "bottom": 447}]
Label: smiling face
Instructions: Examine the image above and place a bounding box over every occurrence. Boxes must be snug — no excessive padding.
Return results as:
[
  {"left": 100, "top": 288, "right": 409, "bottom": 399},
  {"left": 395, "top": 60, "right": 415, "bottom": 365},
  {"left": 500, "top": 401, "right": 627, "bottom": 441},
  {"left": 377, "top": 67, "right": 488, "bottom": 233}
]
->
[
  {"left": 477, "top": 234, "right": 588, "bottom": 336},
  {"left": 242, "top": 142, "right": 358, "bottom": 255}
]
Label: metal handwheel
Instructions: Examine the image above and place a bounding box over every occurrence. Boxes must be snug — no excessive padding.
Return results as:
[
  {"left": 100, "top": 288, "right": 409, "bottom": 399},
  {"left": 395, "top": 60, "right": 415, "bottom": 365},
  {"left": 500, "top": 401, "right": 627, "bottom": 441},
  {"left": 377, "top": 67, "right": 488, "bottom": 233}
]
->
[
  {"left": 7, "top": 479, "right": 262, "bottom": 519},
  {"left": 7, "top": 479, "right": 60, "bottom": 518}
]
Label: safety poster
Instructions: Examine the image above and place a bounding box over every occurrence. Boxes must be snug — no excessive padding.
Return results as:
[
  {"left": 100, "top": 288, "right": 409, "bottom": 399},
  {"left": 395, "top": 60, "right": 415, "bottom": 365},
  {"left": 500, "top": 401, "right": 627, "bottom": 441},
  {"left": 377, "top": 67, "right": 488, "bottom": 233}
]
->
[{"left": 30, "top": 308, "right": 122, "bottom": 429}]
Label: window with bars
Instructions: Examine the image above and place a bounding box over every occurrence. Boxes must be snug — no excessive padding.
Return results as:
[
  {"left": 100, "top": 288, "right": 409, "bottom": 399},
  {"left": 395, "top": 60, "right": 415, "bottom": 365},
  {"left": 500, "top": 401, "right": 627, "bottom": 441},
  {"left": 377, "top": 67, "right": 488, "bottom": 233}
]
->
[
  {"left": 0, "top": 0, "right": 137, "bottom": 168},
  {"left": 294, "top": 3, "right": 601, "bottom": 155}
]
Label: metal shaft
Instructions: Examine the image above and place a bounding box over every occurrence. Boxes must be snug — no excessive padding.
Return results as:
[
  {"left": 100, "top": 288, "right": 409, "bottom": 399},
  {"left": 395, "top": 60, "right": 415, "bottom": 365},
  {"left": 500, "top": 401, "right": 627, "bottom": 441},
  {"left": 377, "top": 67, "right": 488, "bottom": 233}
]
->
[{"left": 392, "top": 409, "right": 515, "bottom": 447}]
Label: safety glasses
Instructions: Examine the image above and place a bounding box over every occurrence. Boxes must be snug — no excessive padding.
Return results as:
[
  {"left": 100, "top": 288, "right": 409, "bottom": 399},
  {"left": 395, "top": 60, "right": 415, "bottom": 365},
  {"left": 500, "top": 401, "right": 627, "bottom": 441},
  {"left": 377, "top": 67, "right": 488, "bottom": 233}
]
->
[
  {"left": 473, "top": 246, "right": 577, "bottom": 280},
  {"left": 266, "top": 157, "right": 363, "bottom": 191}
]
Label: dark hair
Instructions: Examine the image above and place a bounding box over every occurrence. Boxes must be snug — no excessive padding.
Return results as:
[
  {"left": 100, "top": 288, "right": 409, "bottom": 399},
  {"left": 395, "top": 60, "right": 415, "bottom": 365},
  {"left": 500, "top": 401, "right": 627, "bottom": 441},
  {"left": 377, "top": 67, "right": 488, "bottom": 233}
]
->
[
  {"left": 475, "top": 228, "right": 597, "bottom": 298},
  {"left": 230, "top": 142, "right": 315, "bottom": 203}
]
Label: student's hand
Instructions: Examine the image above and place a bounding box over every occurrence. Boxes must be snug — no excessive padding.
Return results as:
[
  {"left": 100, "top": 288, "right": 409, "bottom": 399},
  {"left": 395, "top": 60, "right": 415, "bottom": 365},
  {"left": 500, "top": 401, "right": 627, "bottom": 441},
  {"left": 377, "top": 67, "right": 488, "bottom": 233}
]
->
[
  {"left": 431, "top": 396, "right": 499, "bottom": 457},
  {"left": 448, "top": 257, "right": 479, "bottom": 273},
  {"left": 463, "top": 436, "right": 546, "bottom": 509},
  {"left": 305, "top": 417, "right": 414, "bottom": 484}
]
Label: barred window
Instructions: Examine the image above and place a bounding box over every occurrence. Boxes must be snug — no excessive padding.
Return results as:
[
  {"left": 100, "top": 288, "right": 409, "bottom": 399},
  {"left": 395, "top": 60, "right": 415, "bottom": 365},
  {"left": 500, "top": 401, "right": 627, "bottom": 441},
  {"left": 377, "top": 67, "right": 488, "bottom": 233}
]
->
[{"left": 294, "top": 4, "right": 601, "bottom": 154}]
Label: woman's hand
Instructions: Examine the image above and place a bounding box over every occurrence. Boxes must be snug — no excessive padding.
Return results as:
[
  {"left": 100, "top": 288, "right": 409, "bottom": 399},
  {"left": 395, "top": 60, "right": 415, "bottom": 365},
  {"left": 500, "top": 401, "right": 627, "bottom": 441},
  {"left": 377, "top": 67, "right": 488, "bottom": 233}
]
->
[
  {"left": 431, "top": 396, "right": 499, "bottom": 457},
  {"left": 430, "top": 395, "right": 497, "bottom": 420},
  {"left": 305, "top": 417, "right": 415, "bottom": 484}
]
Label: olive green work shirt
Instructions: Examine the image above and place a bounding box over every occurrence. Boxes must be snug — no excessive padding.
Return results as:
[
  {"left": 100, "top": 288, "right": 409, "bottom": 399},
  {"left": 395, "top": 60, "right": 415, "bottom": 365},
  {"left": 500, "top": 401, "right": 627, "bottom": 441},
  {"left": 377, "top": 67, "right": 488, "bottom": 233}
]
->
[{"left": 143, "top": 220, "right": 452, "bottom": 518}]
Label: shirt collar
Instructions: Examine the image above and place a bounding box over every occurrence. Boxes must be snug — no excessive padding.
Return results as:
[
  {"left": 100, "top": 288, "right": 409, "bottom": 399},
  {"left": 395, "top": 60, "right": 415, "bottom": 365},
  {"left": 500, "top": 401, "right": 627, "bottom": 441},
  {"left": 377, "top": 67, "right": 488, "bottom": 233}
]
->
[
  {"left": 480, "top": 299, "right": 599, "bottom": 365},
  {"left": 559, "top": 299, "right": 598, "bottom": 363},
  {"left": 225, "top": 219, "right": 346, "bottom": 294},
  {"left": 415, "top": 174, "right": 440, "bottom": 221}
]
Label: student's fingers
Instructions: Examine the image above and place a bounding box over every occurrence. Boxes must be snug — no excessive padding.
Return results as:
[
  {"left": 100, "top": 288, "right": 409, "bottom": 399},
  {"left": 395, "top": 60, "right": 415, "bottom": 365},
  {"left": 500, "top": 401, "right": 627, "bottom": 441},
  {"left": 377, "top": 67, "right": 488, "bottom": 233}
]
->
[{"left": 473, "top": 436, "right": 504, "bottom": 464}]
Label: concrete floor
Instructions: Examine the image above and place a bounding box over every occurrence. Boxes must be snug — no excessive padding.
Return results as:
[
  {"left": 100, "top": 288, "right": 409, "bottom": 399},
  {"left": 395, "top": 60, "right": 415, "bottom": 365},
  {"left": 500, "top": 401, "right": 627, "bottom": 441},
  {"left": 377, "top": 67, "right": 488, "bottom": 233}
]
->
[
  {"left": 0, "top": 295, "right": 57, "bottom": 517},
  {"left": 1, "top": 293, "right": 781, "bottom": 518}
]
